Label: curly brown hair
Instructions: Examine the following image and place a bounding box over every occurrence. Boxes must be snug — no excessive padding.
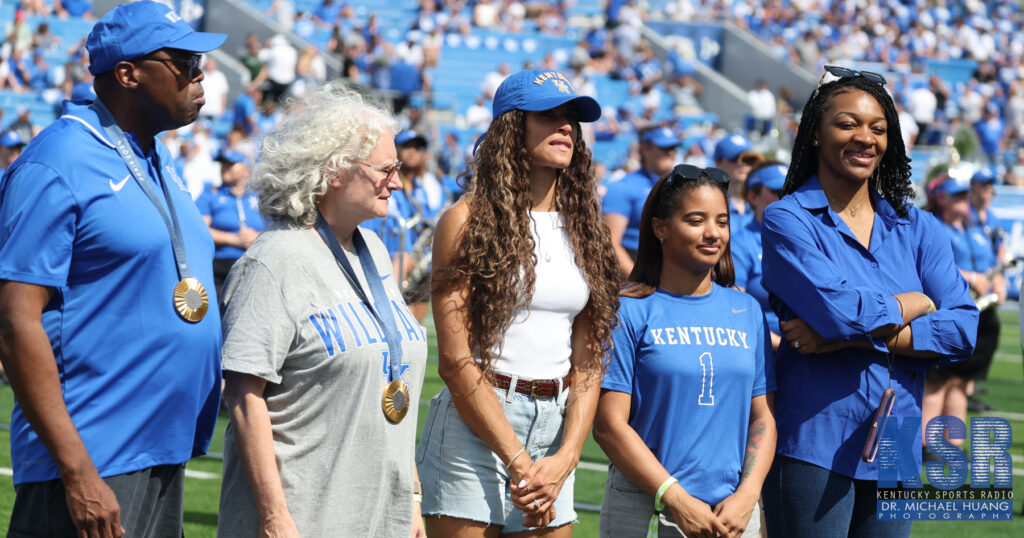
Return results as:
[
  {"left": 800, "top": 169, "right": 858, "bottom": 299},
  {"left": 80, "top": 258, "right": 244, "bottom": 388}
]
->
[{"left": 435, "top": 109, "right": 620, "bottom": 379}]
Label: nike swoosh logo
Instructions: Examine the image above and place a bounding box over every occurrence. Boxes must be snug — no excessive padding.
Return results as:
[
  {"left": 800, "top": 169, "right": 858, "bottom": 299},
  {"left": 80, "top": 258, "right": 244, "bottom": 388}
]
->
[
  {"left": 109, "top": 175, "right": 130, "bottom": 192},
  {"left": 731, "top": 307, "right": 748, "bottom": 314}
]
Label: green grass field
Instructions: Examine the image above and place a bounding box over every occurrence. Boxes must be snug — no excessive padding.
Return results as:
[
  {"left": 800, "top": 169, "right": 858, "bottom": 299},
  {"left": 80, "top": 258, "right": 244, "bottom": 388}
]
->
[{"left": 1, "top": 311, "right": 1022, "bottom": 536}]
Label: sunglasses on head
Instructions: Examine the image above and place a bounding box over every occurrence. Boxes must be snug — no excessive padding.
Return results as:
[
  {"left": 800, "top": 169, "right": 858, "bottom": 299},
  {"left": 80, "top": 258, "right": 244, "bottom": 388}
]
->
[
  {"left": 812, "top": 65, "right": 887, "bottom": 99},
  {"left": 659, "top": 164, "right": 730, "bottom": 196}
]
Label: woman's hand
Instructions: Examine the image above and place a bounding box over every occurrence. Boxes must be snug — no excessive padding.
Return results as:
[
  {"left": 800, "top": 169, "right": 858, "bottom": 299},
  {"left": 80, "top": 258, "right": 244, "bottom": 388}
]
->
[
  {"left": 780, "top": 318, "right": 828, "bottom": 354},
  {"left": 509, "top": 451, "right": 574, "bottom": 514},
  {"left": 257, "top": 513, "right": 300, "bottom": 538},
  {"left": 663, "top": 485, "right": 730, "bottom": 538},
  {"left": 410, "top": 499, "right": 427, "bottom": 538},
  {"left": 712, "top": 490, "right": 757, "bottom": 537}
]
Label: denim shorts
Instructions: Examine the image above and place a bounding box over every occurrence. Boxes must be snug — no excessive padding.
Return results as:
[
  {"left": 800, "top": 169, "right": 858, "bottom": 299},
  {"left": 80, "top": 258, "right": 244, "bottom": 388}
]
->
[
  {"left": 416, "top": 383, "right": 576, "bottom": 534},
  {"left": 600, "top": 465, "right": 761, "bottom": 538}
]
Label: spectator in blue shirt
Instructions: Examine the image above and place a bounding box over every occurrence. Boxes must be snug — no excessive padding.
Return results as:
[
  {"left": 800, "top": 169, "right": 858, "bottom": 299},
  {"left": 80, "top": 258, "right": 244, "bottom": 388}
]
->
[
  {"left": 922, "top": 175, "right": 1003, "bottom": 437},
  {"left": 760, "top": 69, "right": 978, "bottom": 538},
  {"left": 196, "top": 149, "right": 265, "bottom": 297},
  {"left": 731, "top": 161, "right": 786, "bottom": 351},
  {"left": 974, "top": 104, "right": 1008, "bottom": 166},
  {"left": 713, "top": 133, "right": 763, "bottom": 233},
  {"left": 603, "top": 125, "right": 681, "bottom": 276}
]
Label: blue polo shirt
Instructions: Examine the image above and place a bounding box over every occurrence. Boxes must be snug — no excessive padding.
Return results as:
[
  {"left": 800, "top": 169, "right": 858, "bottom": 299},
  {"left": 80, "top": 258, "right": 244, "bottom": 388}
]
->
[
  {"left": 0, "top": 100, "right": 222, "bottom": 484},
  {"left": 731, "top": 217, "right": 779, "bottom": 335},
  {"left": 603, "top": 285, "right": 775, "bottom": 506},
  {"left": 969, "top": 205, "right": 1004, "bottom": 251},
  {"left": 602, "top": 168, "right": 660, "bottom": 252},
  {"left": 195, "top": 185, "right": 266, "bottom": 261},
  {"left": 761, "top": 176, "right": 978, "bottom": 480},
  {"left": 944, "top": 222, "right": 997, "bottom": 274}
]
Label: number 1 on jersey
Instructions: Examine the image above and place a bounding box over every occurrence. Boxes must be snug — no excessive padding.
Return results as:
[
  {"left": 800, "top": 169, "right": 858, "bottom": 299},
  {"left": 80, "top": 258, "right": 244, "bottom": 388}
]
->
[{"left": 698, "top": 352, "right": 714, "bottom": 406}]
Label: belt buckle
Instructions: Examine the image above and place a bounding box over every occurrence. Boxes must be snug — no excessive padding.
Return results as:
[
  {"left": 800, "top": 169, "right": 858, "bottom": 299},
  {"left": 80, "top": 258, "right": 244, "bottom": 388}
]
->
[{"left": 529, "top": 379, "right": 542, "bottom": 399}]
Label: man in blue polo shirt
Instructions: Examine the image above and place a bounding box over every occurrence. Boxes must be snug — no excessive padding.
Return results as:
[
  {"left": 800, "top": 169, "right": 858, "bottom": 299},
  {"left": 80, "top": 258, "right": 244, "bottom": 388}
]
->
[
  {"left": 602, "top": 125, "right": 680, "bottom": 276},
  {"left": 0, "top": 2, "right": 225, "bottom": 536}
]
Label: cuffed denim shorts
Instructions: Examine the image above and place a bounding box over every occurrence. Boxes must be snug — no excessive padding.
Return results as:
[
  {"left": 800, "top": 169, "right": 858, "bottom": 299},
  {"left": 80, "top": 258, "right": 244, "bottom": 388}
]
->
[
  {"left": 416, "top": 384, "right": 576, "bottom": 534},
  {"left": 600, "top": 465, "right": 761, "bottom": 538}
]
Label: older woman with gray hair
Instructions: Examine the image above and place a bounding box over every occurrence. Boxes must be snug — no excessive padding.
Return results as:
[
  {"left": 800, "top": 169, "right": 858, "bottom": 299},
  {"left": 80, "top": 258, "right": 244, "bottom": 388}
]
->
[{"left": 216, "top": 85, "right": 428, "bottom": 538}]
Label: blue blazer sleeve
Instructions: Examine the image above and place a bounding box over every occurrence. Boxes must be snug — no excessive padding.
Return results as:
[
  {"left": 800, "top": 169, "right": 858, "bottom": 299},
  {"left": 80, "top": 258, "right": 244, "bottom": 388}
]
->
[
  {"left": 761, "top": 203, "right": 903, "bottom": 344},
  {"left": 908, "top": 211, "right": 978, "bottom": 359}
]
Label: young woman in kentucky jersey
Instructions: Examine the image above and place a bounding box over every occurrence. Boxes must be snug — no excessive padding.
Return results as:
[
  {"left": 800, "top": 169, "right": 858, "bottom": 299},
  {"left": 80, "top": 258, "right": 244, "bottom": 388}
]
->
[{"left": 594, "top": 165, "right": 776, "bottom": 538}]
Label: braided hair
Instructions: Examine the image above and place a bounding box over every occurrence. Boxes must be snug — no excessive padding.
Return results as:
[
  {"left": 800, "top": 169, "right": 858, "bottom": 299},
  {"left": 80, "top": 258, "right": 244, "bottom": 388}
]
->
[{"left": 783, "top": 76, "right": 914, "bottom": 217}]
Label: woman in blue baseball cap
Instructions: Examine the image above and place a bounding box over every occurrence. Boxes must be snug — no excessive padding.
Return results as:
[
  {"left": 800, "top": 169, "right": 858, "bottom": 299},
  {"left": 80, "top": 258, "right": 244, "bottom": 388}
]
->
[
  {"left": 921, "top": 174, "right": 1003, "bottom": 459},
  {"left": 416, "top": 70, "right": 619, "bottom": 536}
]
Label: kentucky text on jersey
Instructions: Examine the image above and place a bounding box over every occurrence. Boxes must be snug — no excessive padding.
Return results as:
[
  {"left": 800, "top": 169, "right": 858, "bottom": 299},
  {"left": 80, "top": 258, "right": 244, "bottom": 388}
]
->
[
  {"left": 649, "top": 326, "right": 751, "bottom": 348},
  {"left": 309, "top": 297, "right": 426, "bottom": 357}
]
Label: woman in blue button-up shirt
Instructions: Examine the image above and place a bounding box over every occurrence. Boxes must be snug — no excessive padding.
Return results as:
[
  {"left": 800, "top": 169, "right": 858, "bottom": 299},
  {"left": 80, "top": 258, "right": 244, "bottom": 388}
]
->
[{"left": 759, "top": 71, "right": 978, "bottom": 537}]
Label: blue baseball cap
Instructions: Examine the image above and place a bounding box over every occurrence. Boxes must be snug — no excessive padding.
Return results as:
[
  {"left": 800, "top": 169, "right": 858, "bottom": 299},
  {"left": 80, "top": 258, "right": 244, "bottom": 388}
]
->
[
  {"left": 971, "top": 167, "right": 997, "bottom": 184},
  {"left": 87, "top": 1, "right": 227, "bottom": 75},
  {"left": 640, "top": 126, "right": 681, "bottom": 149},
  {"left": 395, "top": 130, "right": 427, "bottom": 148},
  {"left": 748, "top": 164, "right": 788, "bottom": 191},
  {"left": 492, "top": 70, "right": 601, "bottom": 122},
  {"left": 936, "top": 175, "right": 970, "bottom": 196},
  {"left": 713, "top": 133, "right": 753, "bottom": 162},
  {"left": 216, "top": 148, "right": 250, "bottom": 167},
  {"left": 0, "top": 131, "right": 24, "bottom": 148}
]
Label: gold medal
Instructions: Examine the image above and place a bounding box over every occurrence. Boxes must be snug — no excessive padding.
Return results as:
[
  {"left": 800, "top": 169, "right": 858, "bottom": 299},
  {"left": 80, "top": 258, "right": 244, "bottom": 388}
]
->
[
  {"left": 382, "top": 379, "right": 411, "bottom": 423},
  {"left": 173, "top": 277, "right": 209, "bottom": 323}
]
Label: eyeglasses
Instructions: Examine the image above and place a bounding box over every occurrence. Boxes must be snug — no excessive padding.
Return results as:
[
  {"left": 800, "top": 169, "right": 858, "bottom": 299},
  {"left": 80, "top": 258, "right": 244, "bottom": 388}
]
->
[
  {"left": 139, "top": 54, "right": 203, "bottom": 80},
  {"left": 812, "top": 65, "right": 887, "bottom": 100},
  {"left": 360, "top": 160, "right": 403, "bottom": 183}
]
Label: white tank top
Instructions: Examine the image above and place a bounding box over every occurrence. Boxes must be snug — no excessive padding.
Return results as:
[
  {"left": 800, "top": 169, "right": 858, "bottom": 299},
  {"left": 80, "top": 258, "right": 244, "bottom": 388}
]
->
[{"left": 490, "top": 211, "right": 591, "bottom": 379}]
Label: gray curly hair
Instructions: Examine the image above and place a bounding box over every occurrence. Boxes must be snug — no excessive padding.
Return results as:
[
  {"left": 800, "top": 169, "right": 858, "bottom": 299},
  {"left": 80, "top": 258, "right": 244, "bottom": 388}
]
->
[{"left": 252, "top": 85, "right": 398, "bottom": 227}]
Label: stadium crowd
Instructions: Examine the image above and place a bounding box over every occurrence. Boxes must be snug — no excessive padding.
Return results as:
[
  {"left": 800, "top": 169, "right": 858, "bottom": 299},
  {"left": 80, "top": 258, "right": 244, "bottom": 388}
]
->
[{"left": 0, "top": 0, "right": 1020, "bottom": 537}]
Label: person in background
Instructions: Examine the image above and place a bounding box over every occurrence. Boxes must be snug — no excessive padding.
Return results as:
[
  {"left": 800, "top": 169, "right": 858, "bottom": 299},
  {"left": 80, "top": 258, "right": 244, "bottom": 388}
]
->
[
  {"left": 199, "top": 56, "right": 229, "bottom": 121},
  {"left": 922, "top": 175, "right": 1002, "bottom": 452},
  {"left": 760, "top": 67, "right": 978, "bottom": 537},
  {"left": 196, "top": 148, "right": 265, "bottom": 298},
  {"left": 367, "top": 129, "right": 448, "bottom": 322},
  {"left": 0, "top": 130, "right": 25, "bottom": 173},
  {"left": 0, "top": 3, "right": 224, "bottom": 535},
  {"left": 732, "top": 161, "right": 787, "bottom": 351},
  {"left": 416, "top": 69, "right": 620, "bottom": 537},
  {"left": 712, "top": 133, "right": 762, "bottom": 233},
  {"left": 217, "top": 85, "right": 427, "bottom": 537},
  {"left": 595, "top": 164, "right": 776, "bottom": 538},
  {"left": 603, "top": 125, "right": 681, "bottom": 276}
]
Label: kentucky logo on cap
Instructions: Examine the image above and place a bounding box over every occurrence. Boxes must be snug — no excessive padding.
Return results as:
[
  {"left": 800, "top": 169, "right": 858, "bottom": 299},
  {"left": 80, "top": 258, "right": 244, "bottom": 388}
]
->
[{"left": 492, "top": 69, "right": 601, "bottom": 122}]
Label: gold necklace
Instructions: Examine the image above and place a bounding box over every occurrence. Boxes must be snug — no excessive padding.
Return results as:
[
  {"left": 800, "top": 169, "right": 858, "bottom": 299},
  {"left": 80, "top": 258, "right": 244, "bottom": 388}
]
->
[{"left": 827, "top": 194, "right": 870, "bottom": 217}]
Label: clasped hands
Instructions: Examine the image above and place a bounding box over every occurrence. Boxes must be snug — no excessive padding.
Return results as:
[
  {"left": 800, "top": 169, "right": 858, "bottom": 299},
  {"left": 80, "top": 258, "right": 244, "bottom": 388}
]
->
[{"left": 507, "top": 451, "right": 574, "bottom": 528}]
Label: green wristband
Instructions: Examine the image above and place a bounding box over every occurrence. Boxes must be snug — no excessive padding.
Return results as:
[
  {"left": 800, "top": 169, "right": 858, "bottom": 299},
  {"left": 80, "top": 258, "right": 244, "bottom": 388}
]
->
[{"left": 646, "top": 476, "right": 678, "bottom": 538}]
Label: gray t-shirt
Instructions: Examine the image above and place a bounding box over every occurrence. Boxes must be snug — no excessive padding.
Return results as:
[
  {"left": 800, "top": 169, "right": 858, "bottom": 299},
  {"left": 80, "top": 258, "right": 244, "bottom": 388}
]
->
[{"left": 217, "top": 224, "right": 428, "bottom": 537}]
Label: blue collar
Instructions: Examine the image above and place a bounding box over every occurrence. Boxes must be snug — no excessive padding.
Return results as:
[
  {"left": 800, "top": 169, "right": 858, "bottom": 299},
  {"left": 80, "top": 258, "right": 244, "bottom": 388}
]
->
[
  {"left": 790, "top": 175, "right": 908, "bottom": 231},
  {"left": 60, "top": 99, "right": 153, "bottom": 160}
]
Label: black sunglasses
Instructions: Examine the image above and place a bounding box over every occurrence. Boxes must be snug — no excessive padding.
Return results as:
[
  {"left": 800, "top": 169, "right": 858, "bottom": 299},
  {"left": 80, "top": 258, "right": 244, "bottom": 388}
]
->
[
  {"left": 659, "top": 164, "right": 730, "bottom": 196},
  {"left": 812, "top": 65, "right": 887, "bottom": 99},
  {"left": 139, "top": 53, "right": 203, "bottom": 80}
]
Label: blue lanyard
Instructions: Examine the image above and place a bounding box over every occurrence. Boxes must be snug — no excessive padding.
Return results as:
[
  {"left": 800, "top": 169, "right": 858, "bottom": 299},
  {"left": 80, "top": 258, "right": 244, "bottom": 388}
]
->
[
  {"left": 314, "top": 213, "right": 404, "bottom": 381},
  {"left": 90, "top": 100, "right": 194, "bottom": 281}
]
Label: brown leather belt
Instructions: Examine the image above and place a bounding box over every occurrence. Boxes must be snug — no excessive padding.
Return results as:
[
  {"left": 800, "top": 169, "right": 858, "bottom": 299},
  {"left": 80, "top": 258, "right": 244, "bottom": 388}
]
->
[{"left": 492, "top": 372, "right": 572, "bottom": 398}]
